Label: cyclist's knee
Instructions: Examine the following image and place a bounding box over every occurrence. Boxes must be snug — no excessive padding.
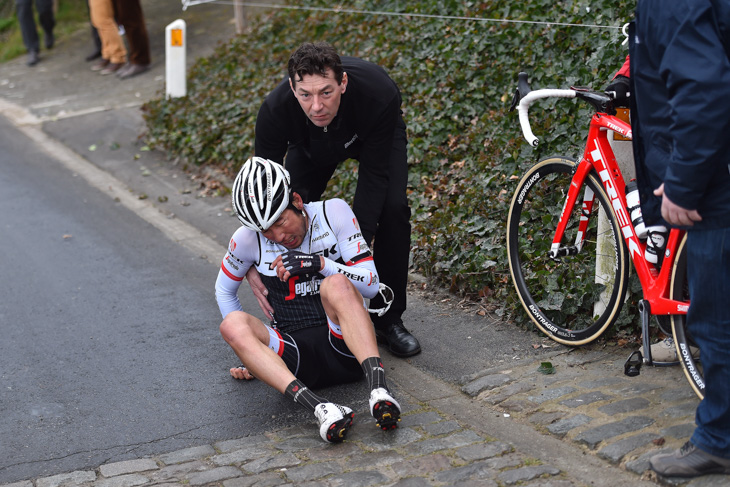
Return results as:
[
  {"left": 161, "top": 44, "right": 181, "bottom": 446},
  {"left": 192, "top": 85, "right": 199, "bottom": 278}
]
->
[
  {"left": 220, "top": 311, "right": 258, "bottom": 345},
  {"left": 321, "top": 274, "right": 358, "bottom": 302}
]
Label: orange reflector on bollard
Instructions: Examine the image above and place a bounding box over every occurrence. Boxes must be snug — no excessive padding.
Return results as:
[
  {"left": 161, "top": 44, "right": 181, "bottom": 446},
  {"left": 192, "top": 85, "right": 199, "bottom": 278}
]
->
[{"left": 171, "top": 29, "right": 183, "bottom": 47}]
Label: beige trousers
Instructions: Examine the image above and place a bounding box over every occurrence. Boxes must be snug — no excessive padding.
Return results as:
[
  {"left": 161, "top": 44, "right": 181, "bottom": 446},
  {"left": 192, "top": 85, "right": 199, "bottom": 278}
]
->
[{"left": 89, "top": 0, "right": 126, "bottom": 64}]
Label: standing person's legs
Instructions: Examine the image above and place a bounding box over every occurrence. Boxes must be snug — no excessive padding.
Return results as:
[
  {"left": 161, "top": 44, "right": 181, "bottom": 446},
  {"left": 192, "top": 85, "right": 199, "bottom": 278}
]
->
[
  {"left": 650, "top": 227, "right": 730, "bottom": 477},
  {"left": 86, "top": 0, "right": 102, "bottom": 60},
  {"left": 88, "top": 0, "right": 121, "bottom": 60},
  {"left": 367, "top": 120, "right": 419, "bottom": 357},
  {"left": 15, "top": 0, "right": 40, "bottom": 63},
  {"left": 89, "top": 0, "right": 126, "bottom": 71},
  {"left": 34, "top": 0, "right": 54, "bottom": 47},
  {"left": 686, "top": 228, "right": 730, "bottom": 457},
  {"left": 113, "top": 0, "right": 150, "bottom": 78}
]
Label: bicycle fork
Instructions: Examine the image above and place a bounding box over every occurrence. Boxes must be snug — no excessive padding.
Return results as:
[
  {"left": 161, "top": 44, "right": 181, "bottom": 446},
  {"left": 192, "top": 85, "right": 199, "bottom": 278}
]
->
[{"left": 549, "top": 161, "right": 595, "bottom": 259}]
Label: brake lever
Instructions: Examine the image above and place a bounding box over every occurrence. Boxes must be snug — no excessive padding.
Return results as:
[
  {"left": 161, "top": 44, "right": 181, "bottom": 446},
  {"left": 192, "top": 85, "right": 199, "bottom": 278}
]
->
[{"left": 509, "top": 72, "right": 532, "bottom": 112}]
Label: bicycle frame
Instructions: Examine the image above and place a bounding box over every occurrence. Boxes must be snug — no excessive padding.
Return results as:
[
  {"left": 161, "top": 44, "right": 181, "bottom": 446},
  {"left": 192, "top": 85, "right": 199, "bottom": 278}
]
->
[{"left": 556, "top": 111, "right": 688, "bottom": 317}]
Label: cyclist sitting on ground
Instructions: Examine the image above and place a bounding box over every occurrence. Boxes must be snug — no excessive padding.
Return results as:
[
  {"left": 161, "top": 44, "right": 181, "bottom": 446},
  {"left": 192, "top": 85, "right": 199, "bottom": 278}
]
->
[
  {"left": 249, "top": 41, "right": 420, "bottom": 359},
  {"left": 215, "top": 157, "right": 401, "bottom": 443}
]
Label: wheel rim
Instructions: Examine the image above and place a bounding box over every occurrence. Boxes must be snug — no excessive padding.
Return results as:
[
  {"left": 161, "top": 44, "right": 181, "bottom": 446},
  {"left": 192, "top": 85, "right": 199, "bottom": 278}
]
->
[{"left": 507, "top": 157, "right": 628, "bottom": 345}]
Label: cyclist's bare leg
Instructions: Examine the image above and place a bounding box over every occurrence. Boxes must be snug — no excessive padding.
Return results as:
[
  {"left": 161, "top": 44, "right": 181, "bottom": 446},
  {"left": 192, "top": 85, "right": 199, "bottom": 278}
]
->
[
  {"left": 220, "top": 309, "right": 355, "bottom": 443},
  {"left": 219, "top": 311, "right": 295, "bottom": 392},
  {"left": 321, "top": 274, "right": 401, "bottom": 430},
  {"left": 320, "top": 274, "right": 380, "bottom": 361}
]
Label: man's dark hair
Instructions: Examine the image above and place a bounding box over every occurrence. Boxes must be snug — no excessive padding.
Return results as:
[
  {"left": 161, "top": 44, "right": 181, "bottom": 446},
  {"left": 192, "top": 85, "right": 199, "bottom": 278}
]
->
[{"left": 287, "top": 42, "right": 343, "bottom": 88}]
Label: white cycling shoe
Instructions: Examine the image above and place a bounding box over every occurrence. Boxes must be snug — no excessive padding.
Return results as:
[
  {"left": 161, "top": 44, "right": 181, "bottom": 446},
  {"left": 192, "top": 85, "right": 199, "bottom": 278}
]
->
[
  {"left": 369, "top": 387, "right": 401, "bottom": 431},
  {"left": 314, "top": 402, "right": 354, "bottom": 443}
]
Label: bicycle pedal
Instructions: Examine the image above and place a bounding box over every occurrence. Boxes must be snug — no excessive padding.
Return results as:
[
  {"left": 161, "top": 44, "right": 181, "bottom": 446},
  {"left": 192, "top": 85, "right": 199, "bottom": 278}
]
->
[{"left": 624, "top": 350, "right": 643, "bottom": 377}]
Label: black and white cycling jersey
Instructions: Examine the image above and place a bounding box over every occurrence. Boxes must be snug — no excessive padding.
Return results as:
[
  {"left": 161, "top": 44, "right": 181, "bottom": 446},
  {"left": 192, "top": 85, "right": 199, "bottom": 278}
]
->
[{"left": 215, "top": 199, "right": 379, "bottom": 334}]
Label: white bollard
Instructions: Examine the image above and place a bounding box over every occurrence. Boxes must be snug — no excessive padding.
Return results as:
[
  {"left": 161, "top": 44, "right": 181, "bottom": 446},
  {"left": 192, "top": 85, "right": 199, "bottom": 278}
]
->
[{"left": 165, "top": 19, "right": 187, "bottom": 98}]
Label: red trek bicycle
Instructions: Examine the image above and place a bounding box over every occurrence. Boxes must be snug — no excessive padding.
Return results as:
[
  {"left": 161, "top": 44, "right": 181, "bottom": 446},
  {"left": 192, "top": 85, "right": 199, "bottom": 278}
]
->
[{"left": 506, "top": 73, "right": 703, "bottom": 399}]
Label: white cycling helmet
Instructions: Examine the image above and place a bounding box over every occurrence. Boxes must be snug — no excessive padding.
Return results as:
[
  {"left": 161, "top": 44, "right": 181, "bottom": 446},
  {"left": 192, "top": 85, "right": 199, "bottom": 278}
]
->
[{"left": 231, "top": 157, "right": 291, "bottom": 231}]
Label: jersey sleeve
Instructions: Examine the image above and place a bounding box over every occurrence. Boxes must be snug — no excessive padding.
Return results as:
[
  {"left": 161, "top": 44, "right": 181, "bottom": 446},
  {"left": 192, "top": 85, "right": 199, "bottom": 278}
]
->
[
  {"left": 214, "top": 227, "right": 259, "bottom": 318},
  {"left": 319, "top": 199, "right": 380, "bottom": 299}
]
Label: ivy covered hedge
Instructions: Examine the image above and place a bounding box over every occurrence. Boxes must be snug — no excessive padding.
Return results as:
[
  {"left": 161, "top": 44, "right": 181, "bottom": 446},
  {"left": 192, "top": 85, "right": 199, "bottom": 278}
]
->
[{"left": 143, "top": 0, "right": 638, "bottom": 335}]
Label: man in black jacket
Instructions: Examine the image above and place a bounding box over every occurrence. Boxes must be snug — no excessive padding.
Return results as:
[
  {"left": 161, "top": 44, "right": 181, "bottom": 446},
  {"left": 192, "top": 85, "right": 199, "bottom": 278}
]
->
[
  {"left": 247, "top": 42, "right": 420, "bottom": 357},
  {"left": 632, "top": 0, "right": 730, "bottom": 478}
]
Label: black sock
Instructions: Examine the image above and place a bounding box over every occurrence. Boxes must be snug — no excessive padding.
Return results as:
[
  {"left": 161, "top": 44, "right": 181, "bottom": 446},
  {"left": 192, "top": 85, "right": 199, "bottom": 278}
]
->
[
  {"left": 284, "top": 379, "right": 326, "bottom": 412},
  {"left": 361, "top": 356, "right": 388, "bottom": 391}
]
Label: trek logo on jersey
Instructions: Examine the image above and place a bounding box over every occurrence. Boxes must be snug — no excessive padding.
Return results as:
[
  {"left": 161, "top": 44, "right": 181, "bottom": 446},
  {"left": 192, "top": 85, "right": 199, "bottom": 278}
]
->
[
  {"left": 348, "top": 232, "right": 364, "bottom": 242},
  {"left": 336, "top": 268, "right": 366, "bottom": 283},
  {"left": 319, "top": 244, "right": 338, "bottom": 259},
  {"left": 226, "top": 251, "right": 246, "bottom": 266}
]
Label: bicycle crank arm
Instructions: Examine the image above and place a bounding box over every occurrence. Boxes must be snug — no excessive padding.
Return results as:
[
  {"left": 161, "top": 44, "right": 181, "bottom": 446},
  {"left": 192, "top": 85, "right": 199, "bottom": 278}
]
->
[{"left": 639, "top": 299, "right": 680, "bottom": 368}]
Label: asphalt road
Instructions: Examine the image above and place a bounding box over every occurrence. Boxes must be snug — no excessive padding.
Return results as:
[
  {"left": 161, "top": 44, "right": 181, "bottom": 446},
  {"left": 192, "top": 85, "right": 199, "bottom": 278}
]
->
[
  {"left": 0, "top": 1, "right": 556, "bottom": 480},
  {"left": 0, "top": 114, "right": 361, "bottom": 484},
  {"left": 0, "top": 104, "right": 554, "bottom": 484}
]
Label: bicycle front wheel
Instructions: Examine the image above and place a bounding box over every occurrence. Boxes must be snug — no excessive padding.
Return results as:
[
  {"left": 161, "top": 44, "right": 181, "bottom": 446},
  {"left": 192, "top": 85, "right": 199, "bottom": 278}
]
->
[
  {"left": 507, "top": 156, "right": 629, "bottom": 345},
  {"left": 670, "top": 235, "right": 704, "bottom": 400}
]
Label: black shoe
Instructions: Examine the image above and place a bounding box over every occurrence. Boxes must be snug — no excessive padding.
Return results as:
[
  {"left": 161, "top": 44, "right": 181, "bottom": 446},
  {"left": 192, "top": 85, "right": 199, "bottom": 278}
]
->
[
  {"left": 27, "top": 50, "right": 40, "bottom": 66},
  {"left": 650, "top": 442, "right": 730, "bottom": 478},
  {"left": 375, "top": 321, "right": 421, "bottom": 357},
  {"left": 45, "top": 31, "right": 54, "bottom": 49}
]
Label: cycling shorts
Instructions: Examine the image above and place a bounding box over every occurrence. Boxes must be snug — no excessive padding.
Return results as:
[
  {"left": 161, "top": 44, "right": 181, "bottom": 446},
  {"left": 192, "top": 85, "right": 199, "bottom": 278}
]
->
[{"left": 268, "top": 325, "right": 363, "bottom": 389}]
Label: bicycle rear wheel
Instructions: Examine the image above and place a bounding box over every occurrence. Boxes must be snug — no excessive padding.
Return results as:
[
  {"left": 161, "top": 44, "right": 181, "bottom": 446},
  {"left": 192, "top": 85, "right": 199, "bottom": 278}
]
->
[
  {"left": 670, "top": 235, "right": 704, "bottom": 399},
  {"left": 507, "top": 156, "right": 629, "bottom": 345}
]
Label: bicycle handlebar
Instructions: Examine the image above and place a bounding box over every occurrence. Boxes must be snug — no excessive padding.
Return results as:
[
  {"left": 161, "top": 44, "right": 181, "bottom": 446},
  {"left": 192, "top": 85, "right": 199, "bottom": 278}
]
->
[{"left": 516, "top": 89, "right": 576, "bottom": 147}]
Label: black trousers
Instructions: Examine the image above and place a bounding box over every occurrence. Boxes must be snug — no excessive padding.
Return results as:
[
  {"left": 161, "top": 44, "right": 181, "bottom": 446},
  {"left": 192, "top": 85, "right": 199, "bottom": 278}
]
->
[
  {"left": 111, "top": 0, "right": 150, "bottom": 65},
  {"left": 284, "top": 125, "right": 411, "bottom": 329},
  {"left": 16, "top": 0, "right": 54, "bottom": 53}
]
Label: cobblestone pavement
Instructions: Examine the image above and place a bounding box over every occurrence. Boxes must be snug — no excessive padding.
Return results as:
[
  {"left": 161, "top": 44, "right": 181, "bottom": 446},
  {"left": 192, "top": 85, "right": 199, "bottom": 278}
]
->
[{"left": 2, "top": 349, "right": 728, "bottom": 487}]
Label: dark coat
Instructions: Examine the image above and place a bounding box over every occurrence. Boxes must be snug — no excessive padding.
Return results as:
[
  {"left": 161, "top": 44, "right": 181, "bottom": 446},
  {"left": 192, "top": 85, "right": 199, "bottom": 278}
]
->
[
  {"left": 254, "top": 57, "right": 404, "bottom": 242},
  {"left": 631, "top": 0, "right": 730, "bottom": 229}
]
